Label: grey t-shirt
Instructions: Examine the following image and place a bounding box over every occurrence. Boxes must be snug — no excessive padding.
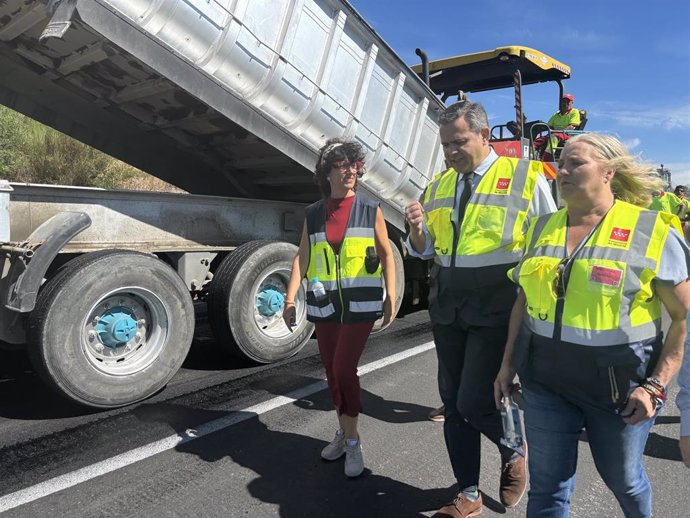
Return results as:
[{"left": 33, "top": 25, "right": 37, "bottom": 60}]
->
[{"left": 655, "top": 227, "right": 690, "bottom": 285}]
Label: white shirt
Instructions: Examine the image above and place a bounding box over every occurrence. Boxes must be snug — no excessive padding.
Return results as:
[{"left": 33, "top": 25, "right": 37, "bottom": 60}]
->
[{"left": 406, "top": 149, "right": 558, "bottom": 259}]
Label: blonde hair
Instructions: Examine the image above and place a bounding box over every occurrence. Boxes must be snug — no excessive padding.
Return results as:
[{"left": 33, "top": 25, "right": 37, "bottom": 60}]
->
[{"left": 564, "top": 133, "right": 663, "bottom": 207}]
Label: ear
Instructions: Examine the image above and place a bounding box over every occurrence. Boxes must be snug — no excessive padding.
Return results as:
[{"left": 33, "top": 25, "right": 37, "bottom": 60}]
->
[
  {"left": 603, "top": 168, "right": 615, "bottom": 184},
  {"left": 480, "top": 127, "right": 490, "bottom": 143}
]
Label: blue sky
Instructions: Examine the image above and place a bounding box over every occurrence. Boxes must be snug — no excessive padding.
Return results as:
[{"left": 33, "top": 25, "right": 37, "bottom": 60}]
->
[{"left": 350, "top": 0, "right": 690, "bottom": 186}]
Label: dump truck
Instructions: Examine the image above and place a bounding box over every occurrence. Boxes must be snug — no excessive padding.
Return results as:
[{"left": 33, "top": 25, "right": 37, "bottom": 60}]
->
[{"left": 0, "top": 0, "right": 446, "bottom": 407}]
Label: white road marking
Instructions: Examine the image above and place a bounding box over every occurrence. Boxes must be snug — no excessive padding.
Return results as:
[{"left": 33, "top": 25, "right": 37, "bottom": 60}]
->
[{"left": 0, "top": 340, "right": 435, "bottom": 513}]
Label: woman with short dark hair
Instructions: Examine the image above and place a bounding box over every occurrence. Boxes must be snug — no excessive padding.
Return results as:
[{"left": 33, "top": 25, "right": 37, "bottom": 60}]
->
[{"left": 284, "top": 138, "right": 395, "bottom": 478}]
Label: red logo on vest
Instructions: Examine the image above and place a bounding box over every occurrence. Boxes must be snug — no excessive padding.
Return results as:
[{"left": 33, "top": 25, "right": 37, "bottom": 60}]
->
[
  {"left": 609, "top": 227, "right": 631, "bottom": 243},
  {"left": 495, "top": 178, "right": 511, "bottom": 192}
]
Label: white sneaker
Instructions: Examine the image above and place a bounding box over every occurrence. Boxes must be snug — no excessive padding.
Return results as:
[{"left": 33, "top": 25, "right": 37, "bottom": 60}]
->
[
  {"left": 344, "top": 439, "right": 364, "bottom": 478},
  {"left": 321, "top": 429, "right": 345, "bottom": 461}
]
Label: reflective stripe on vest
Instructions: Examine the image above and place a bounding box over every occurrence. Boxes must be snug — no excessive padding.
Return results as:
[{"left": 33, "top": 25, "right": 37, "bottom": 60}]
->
[
  {"left": 349, "top": 300, "right": 383, "bottom": 313},
  {"left": 304, "top": 195, "right": 383, "bottom": 323},
  {"left": 422, "top": 157, "right": 540, "bottom": 268},
  {"left": 316, "top": 277, "right": 386, "bottom": 291},
  {"left": 513, "top": 201, "right": 676, "bottom": 346},
  {"left": 526, "top": 317, "right": 661, "bottom": 346},
  {"left": 307, "top": 302, "right": 336, "bottom": 319}
]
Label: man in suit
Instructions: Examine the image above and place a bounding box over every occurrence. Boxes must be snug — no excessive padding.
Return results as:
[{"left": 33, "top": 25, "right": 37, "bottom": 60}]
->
[{"left": 405, "top": 100, "right": 557, "bottom": 517}]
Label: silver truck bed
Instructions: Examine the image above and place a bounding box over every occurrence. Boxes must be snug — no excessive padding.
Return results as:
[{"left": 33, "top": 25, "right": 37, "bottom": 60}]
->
[{"left": 0, "top": 0, "right": 445, "bottom": 230}]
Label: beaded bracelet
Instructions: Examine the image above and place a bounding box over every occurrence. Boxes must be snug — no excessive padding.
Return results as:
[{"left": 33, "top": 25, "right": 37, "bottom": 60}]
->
[
  {"left": 640, "top": 384, "right": 665, "bottom": 399},
  {"left": 645, "top": 377, "right": 667, "bottom": 399},
  {"left": 640, "top": 382, "right": 666, "bottom": 410},
  {"left": 646, "top": 376, "right": 666, "bottom": 394}
]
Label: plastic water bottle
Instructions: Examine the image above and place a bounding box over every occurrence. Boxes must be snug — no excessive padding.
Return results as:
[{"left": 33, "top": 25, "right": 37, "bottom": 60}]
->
[
  {"left": 311, "top": 277, "right": 327, "bottom": 302},
  {"left": 500, "top": 396, "right": 526, "bottom": 457}
]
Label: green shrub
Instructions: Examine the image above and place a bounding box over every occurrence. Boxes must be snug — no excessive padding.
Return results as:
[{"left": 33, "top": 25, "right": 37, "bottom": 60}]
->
[
  {"left": 0, "top": 106, "right": 182, "bottom": 192},
  {"left": 0, "top": 107, "right": 26, "bottom": 181}
]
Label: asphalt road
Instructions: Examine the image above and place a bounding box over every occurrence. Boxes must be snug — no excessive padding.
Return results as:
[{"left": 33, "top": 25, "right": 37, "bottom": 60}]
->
[{"left": 0, "top": 311, "right": 688, "bottom": 517}]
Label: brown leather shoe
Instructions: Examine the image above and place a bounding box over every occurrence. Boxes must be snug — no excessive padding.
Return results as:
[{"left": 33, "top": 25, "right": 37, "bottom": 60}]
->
[
  {"left": 499, "top": 451, "right": 527, "bottom": 508},
  {"left": 428, "top": 405, "right": 445, "bottom": 422},
  {"left": 432, "top": 493, "right": 483, "bottom": 517}
]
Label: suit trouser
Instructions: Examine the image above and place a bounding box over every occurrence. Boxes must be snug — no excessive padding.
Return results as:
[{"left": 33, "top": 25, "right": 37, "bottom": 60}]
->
[{"left": 433, "top": 318, "right": 515, "bottom": 490}]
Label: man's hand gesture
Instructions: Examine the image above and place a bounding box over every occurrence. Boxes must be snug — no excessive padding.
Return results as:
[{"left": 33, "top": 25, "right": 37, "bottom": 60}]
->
[{"left": 405, "top": 201, "right": 424, "bottom": 235}]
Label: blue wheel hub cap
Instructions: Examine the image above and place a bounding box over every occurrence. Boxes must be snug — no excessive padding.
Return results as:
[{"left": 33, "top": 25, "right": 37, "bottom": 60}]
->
[
  {"left": 256, "top": 285, "right": 285, "bottom": 317},
  {"left": 96, "top": 306, "right": 138, "bottom": 348}
]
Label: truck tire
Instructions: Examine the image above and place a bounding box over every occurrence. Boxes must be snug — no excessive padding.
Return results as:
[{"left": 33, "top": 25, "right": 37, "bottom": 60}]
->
[
  {"left": 208, "top": 240, "right": 313, "bottom": 363},
  {"left": 27, "top": 250, "right": 194, "bottom": 408},
  {"left": 371, "top": 239, "right": 405, "bottom": 334}
]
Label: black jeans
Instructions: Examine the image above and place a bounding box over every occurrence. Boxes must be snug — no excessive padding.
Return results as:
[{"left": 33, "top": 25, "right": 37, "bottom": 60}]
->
[{"left": 433, "top": 318, "right": 514, "bottom": 490}]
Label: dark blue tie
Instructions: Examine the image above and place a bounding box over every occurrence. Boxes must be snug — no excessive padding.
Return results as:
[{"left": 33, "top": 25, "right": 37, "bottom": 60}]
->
[{"left": 457, "top": 172, "right": 475, "bottom": 226}]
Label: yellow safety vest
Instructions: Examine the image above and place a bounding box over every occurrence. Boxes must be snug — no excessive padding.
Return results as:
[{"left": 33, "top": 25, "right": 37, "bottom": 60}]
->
[
  {"left": 649, "top": 191, "right": 684, "bottom": 217},
  {"left": 304, "top": 195, "right": 383, "bottom": 323},
  {"left": 422, "top": 156, "right": 542, "bottom": 268},
  {"left": 511, "top": 200, "right": 681, "bottom": 346}
]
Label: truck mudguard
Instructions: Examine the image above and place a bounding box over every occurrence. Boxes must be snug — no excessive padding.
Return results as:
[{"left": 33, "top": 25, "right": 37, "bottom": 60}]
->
[{"left": 4, "top": 211, "right": 91, "bottom": 312}]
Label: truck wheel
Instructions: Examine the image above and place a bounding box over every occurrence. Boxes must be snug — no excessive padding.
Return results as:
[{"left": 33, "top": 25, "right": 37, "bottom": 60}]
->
[
  {"left": 27, "top": 250, "right": 194, "bottom": 408},
  {"left": 208, "top": 240, "right": 313, "bottom": 363},
  {"left": 371, "top": 239, "right": 405, "bottom": 334}
]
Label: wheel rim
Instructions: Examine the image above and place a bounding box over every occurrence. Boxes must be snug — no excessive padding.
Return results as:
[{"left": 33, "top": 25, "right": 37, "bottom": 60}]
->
[
  {"left": 82, "top": 287, "right": 169, "bottom": 376},
  {"left": 251, "top": 266, "right": 306, "bottom": 340}
]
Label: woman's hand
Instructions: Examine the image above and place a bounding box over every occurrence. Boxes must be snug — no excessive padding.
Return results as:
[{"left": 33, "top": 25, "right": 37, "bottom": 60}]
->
[
  {"left": 494, "top": 363, "right": 519, "bottom": 409},
  {"left": 620, "top": 386, "right": 656, "bottom": 425},
  {"left": 283, "top": 302, "right": 296, "bottom": 332},
  {"left": 382, "top": 295, "right": 394, "bottom": 326}
]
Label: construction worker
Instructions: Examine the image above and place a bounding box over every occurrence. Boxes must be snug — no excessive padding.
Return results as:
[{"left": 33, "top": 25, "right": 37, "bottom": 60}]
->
[
  {"left": 672, "top": 185, "right": 690, "bottom": 241},
  {"left": 649, "top": 189, "right": 686, "bottom": 217},
  {"left": 495, "top": 133, "right": 690, "bottom": 518},
  {"left": 405, "top": 100, "right": 557, "bottom": 517},
  {"left": 546, "top": 93, "right": 581, "bottom": 131},
  {"left": 534, "top": 93, "right": 581, "bottom": 160}
]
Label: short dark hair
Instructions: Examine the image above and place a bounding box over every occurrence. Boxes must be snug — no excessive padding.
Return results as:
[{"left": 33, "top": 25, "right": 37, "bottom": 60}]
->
[
  {"left": 313, "top": 138, "right": 366, "bottom": 197},
  {"left": 675, "top": 185, "right": 686, "bottom": 195},
  {"left": 438, "top": 100, "right": 489, "bottom": 133}
]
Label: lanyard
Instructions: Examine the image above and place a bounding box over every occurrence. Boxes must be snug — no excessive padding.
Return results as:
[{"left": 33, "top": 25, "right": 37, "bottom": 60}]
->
[
  {"left": 552, "top": 201, "right": 615, "bottom": 339},
  {"left": 560, "top": 201, "right": 615, "bottom": 283}
]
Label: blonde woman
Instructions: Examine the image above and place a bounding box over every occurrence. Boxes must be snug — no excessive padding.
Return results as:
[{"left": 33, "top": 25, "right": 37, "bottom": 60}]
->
[{"left": 495, "top": 133, "right": 690, "bottom": 517}]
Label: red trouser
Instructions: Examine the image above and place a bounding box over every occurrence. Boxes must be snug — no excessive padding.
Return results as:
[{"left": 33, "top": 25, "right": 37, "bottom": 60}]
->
[{"left": 315, "top": 320, "right": 375, "bottom": 417}]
